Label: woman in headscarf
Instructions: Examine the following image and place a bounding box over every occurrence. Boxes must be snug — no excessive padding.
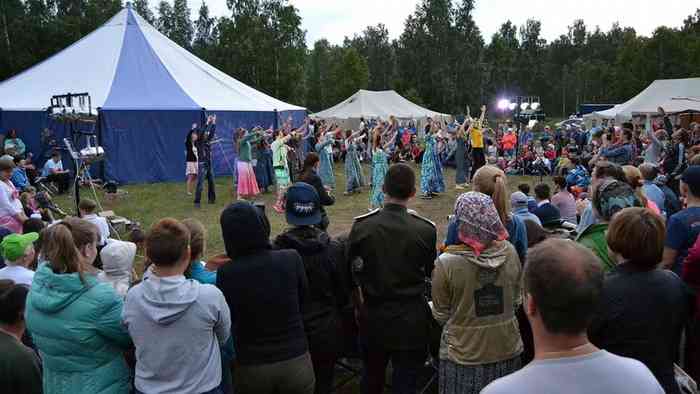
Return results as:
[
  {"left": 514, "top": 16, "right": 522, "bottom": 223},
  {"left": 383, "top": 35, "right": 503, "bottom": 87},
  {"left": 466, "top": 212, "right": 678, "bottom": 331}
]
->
[{"left": 432, "top": 192, "right": 523, "bottom": 394}]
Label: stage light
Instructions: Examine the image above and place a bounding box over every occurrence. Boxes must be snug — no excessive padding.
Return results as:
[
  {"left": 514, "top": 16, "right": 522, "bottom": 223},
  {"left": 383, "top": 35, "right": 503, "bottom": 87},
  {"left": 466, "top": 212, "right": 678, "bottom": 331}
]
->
[
  {"left": 497, "top": 99, "right": 510, "bottom": 110},
  {"left": 531, "top": 102, "right": 540, "bottom": 110},
  {"left": 508, "top": 103, "right": 517, "bottom": 111},
  {"left": 520, "top": 103, "right": 530, "bottom": 111}
]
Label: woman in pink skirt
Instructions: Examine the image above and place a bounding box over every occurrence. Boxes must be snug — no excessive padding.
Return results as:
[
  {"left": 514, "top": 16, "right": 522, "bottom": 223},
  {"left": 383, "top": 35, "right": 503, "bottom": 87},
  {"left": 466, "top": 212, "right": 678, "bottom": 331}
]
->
[{"left": 236, "top": 128, "right": 262, "bottom": 200}]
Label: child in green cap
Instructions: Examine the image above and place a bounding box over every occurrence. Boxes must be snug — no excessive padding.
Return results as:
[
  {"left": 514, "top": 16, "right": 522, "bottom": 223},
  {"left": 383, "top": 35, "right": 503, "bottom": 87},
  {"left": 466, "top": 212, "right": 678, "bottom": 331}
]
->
[{"left": 0, "top": 232, "right": 39, "bottom": 286}]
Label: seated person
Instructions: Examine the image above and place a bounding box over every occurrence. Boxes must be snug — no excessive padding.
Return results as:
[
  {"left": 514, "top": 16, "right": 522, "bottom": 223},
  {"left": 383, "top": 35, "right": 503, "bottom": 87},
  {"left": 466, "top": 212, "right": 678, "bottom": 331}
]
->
[
  {"left": 0, "top": 233, "right": 39, "bottom": 286},
  {"left": 79, "top": 198, "right": 109, "bottom": 246},
  {"left": 3, "top": 129, "right": 26, "bottom": 158},
  {"left": 10, "top": 157, "right": 29, "bottom": 192},
  {"left": 41, "top": 151, "right": 69, "bottom": 194}
]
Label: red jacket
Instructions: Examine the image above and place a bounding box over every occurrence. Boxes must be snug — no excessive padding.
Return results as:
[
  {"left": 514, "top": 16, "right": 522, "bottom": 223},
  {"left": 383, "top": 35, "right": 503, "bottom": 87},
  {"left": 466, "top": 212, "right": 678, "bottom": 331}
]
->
[{"left": 683, "top": 235, "right": 700, "bottom": 318}]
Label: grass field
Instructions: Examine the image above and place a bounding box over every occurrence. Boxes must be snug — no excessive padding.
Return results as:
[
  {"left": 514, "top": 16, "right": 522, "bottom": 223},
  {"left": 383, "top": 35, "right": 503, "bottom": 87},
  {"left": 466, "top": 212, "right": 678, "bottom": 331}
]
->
[{"left": 52, "top": 164, "right": 542, "bottom": 260}]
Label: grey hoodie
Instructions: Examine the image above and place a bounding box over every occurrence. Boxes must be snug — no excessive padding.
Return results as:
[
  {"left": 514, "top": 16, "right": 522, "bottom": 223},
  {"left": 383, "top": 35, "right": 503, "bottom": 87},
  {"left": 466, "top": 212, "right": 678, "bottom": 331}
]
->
[{"left": 123, "top": 274, "right": 231, "bottom": 394}]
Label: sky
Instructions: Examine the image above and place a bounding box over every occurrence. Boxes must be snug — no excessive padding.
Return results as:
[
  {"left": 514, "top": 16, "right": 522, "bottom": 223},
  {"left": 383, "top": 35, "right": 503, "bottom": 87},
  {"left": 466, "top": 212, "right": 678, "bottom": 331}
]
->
[{"left": 189, "top": 0, "right": 697, "bottom": 46}]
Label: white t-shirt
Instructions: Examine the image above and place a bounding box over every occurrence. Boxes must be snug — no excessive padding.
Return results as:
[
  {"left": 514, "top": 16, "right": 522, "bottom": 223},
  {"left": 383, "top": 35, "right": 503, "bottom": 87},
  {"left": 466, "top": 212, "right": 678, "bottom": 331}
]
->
[
  {"left": 481, "top": 350, "right": 664, "bottom": 394},
  {"left": 0, "top": 265, "right": 35, "bottom": 286},
  {"left": 83, "top": 214, "right": 110, "bottom": 245},
  {"left": 0, "top": 180, "right": 22, "bottom": 217}
]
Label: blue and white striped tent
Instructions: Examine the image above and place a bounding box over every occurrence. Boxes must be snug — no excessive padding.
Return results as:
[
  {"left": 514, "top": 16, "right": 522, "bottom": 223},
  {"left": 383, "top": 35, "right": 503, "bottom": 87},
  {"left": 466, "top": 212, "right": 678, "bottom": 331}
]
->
[{"left": 0, "top": 3, "right": 306, "bottom": 183}]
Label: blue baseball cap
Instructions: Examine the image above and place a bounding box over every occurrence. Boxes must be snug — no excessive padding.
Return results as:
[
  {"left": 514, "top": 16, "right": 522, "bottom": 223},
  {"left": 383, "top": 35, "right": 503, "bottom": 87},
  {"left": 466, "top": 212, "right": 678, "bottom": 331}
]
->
[{"left": 285, "top": 182, "right": 321, "bottom": 226}]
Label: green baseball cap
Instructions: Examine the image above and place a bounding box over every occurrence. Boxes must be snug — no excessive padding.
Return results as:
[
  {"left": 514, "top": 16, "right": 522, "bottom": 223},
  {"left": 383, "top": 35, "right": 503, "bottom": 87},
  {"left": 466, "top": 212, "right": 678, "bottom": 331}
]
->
[{"left": 1, "top": 232, "right": 39, "bottom": 261}]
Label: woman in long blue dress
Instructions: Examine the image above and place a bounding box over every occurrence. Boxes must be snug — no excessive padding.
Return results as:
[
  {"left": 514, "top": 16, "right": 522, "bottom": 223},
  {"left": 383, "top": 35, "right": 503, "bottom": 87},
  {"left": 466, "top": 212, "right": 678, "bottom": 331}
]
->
[
  {"left": 315, "top": 129, "right": 336, "bottom": 190},
  {"left": 420, "top": 122, "right": 446, "bottom": 199},
  {"left": 344, "top": 129, "right": 365, "bottom": 195},
  {"left": 254, "top": 137, "right": 274, "bottom": 193},
  {"left": 369, "top": 130, "right": 389, "bottom": 210}
]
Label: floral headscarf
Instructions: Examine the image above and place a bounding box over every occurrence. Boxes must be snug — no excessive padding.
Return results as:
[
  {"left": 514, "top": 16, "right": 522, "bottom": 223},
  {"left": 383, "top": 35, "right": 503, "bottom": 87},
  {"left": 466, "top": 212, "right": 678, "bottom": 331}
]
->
[{"left": 454, "top": 191, "right": 508, "bottom": 256}]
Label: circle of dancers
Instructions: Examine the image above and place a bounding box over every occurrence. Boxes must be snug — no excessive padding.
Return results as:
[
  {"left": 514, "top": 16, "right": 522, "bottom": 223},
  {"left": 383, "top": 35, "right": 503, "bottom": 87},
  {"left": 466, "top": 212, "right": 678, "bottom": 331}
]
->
[{"left": 186, "top": 107, "right": 492, "bottom": 211}]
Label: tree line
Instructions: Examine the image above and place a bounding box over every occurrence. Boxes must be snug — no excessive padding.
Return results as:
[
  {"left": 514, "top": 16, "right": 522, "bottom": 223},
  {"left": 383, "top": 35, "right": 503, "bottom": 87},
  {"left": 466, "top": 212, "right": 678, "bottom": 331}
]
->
[{"left": 1, "top": 0, "right": 699, "bottom": 117}]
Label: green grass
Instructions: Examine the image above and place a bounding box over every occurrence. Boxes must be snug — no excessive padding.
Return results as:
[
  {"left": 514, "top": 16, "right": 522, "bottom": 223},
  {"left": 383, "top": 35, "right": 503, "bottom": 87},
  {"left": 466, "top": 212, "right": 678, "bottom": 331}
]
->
[{"left": 52, "top": 164, "right": 544, "bottom": 261}]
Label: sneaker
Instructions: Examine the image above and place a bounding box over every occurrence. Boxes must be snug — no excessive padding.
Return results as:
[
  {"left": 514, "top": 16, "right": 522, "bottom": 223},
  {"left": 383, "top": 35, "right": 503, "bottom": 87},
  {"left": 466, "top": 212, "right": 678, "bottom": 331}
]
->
[
  {"left": 455, "top": 184, "right": 465, "bottom": 190},
  {"left": 420, "top": 194, "right": 433, "bottom": 200}
]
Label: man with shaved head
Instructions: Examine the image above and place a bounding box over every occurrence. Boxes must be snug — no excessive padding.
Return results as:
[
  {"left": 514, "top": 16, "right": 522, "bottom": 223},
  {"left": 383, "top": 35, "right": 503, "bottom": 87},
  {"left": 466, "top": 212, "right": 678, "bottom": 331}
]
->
[{"left": 482, "top": 239, "right": 663, "bottom": 394}]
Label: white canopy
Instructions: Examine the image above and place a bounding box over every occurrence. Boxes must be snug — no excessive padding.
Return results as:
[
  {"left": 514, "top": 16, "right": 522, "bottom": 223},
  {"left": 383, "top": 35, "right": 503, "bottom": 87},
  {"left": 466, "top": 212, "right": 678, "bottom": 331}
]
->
[
  {"left": 311, "top": 90, "right": 450, "bottom": 127},
  {"left": 584, "top": 78, "right": 700, "bottom": 122},
  {"left": 0, "top": 4, "right": 304, "bottom": 112}
]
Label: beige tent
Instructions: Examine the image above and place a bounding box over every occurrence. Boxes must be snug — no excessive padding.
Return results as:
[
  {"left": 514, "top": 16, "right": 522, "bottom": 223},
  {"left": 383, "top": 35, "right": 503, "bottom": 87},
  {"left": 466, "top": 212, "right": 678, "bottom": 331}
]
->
[
  {"left": 311, "top": 89, "right": 451, "bottom": 130},
  {"left": 584, "top": 78, "right": 700, "bottom": 123}
]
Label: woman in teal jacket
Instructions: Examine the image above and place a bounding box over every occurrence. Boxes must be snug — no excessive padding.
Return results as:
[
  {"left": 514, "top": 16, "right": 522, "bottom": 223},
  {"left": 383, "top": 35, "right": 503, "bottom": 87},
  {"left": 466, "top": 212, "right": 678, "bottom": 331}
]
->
[{"left": 25, "top": 218, "right": 132, "bottom": 394}]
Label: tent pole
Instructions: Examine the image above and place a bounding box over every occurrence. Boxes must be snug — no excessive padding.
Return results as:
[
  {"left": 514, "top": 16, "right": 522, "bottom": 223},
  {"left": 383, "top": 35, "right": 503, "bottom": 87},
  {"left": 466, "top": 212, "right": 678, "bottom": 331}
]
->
[{"left": 97, "top": 107, "right": 104, "bottom": 180}]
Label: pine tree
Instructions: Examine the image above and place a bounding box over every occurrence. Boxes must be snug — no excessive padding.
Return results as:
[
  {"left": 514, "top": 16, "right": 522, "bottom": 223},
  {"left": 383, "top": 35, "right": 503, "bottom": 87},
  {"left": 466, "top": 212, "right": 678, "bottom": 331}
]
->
[
  {"left": 133, "top": 0, "right": 156, "bottom": 25},
  {"left": 170, "top": 0, "right": 193, "bottom": 49}
]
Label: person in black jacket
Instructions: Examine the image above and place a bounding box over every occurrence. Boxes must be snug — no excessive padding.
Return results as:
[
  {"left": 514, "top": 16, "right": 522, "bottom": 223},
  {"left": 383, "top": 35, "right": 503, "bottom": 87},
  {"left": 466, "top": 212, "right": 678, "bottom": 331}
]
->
[
  {"left": 194, "top": 115, "right": 216, "bottom": 206},
  {"left": 216, "top": 201, "right": 315, "bottom": 394},
  {"left": 274, "top": 182, "right": 350, "bottom": 394},
  {"left": 590, "top": 207, "right": 694, "bottom": 394},
  {"left": 299, "top": 153, "right": 335, "bottom": 231}
]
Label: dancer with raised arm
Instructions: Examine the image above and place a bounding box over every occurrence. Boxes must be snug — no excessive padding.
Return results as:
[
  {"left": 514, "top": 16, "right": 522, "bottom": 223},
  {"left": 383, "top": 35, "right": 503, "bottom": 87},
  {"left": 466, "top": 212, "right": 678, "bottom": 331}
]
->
[
  {"left": 369, "top": 126, "right": 391, "bottom": 210},
  {"left": 344, "top": 129, "right": 366, "bottom": 195},
  {"left": 235, "top": 128, "right": 263, "bottom": 201},
  {"left": 271, "top": 130, "right": 294, "bottom": 213},
  {"left": 470, "top": 105, "right": 487, "bottom": 180},
  {"left": 420, "top": 120, "right": 446, "bottom": 199},
  {"left": 316, "top": 126, "right": 336, "bottom": 191}
]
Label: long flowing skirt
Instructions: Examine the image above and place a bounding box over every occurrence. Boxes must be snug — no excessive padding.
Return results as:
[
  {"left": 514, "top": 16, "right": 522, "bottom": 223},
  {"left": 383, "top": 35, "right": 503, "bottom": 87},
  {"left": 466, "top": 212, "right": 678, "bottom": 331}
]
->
[
  {"left": 345, "top": 150, "right": 365, "bottom": 192},
  {"left": 369, "top": 153, "right": 388, "bottom": 209},
  {"left": 254, "top": 150, "right": 275, "bottom": 191},
  {"left": 318, "top": 152, "right": 335, "bottom": 189},
  {"left": 439, "top": 356, "right": 521, "bottom": 394},
  {"left": 421, "top": 145, "right": 446, "bottom": 195},
  {"left": 236, "top": 160, "right": 260, "bottom": 198}
]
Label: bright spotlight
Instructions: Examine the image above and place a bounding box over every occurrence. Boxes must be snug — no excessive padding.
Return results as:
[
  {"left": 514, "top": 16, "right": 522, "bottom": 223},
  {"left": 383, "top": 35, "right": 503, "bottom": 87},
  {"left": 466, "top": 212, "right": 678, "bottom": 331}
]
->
[
  {"left": 508, "top": 103, "right": 517, "bottom": 111},
  {"left": 520, "top": 103, "right": 530, "bottom": 111},
  {"left": 531, "top": 102, "right": 540, "bottom": 110},
  {"left": 497, "top": 99, "right": 510, "bottom": 110}
]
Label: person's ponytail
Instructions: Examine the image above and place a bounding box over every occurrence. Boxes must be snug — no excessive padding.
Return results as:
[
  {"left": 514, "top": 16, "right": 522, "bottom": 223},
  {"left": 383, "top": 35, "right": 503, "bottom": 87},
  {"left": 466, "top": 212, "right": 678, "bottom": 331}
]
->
[
  {"left": 43, "top": 223, "right": 84, "bottom": 283},
  {"left": 493, "top": 173, "right": 509, "bottom": 225}
]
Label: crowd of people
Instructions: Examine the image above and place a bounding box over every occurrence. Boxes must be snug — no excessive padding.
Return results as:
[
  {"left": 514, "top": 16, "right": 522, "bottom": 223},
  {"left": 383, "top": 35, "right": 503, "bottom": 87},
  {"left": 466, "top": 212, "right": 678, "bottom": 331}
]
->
[{"left": 1, "top": 105, "right": 700, "bottom": 394}]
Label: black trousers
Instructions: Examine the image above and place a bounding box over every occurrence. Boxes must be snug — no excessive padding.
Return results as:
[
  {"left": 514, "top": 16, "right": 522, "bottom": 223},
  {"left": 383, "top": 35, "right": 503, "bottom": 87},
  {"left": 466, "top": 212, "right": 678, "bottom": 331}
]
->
[
  {"left": 47, "top": 172, "right": 70, "bottom": 194},
  {"left": 471, "top": 148, "right": 486, "bottom": 179}
]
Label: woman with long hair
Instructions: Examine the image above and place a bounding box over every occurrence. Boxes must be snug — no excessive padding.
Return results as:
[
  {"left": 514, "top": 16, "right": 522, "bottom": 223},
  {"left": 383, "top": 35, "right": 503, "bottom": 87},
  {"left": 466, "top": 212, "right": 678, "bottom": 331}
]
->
[
  {"left": 235, "top": 128, "right": 262, "bottom": 200},
  {"left": 622, "top": 165, "right": 661, "bottom": 216},
  {"left": 185, "top": 125, "right": 198, "bottom": 195},
  {"left": 254, "top": 134, "right": 275, "bottom": 194},
  {"left": 25, "top": 218, "right": 131, "bottom": 394},
  {"left": 369, "top": 127, "right": 390, "bottom": 210},
  {"left": 343, "top": 129, "right": 365, "bottom": 195},
  {"left": 315, "top": 127, "right": 336, "bottom": 191},
  {"left": 420, "top": 120, "right": 446, "bottom": 199}
]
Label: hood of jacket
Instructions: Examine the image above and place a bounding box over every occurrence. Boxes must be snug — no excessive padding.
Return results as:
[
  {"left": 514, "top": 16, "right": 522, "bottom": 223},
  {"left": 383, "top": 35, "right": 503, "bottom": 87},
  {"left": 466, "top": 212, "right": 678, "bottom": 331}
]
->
[
  {"left": 443, "top": 242, "right": 509, "bottom": 269},
  {"left": 220, "top": 202, "right": 271, "bottom": 258},
  {"left": 274, "top": 226, "right": 330, "bottom": 256},
  {"left": 29, "top": 262, "right": 98, "bottom": 314},
  {"left": 137, "top": 275, "right": 199, "bottom": 325}
]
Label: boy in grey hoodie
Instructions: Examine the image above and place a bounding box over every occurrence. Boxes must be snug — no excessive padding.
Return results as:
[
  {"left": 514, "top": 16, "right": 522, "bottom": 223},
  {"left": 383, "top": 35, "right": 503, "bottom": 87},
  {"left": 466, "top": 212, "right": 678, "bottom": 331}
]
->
[{"left": 123, "top": 218, "right": 231, "bottom": 394}]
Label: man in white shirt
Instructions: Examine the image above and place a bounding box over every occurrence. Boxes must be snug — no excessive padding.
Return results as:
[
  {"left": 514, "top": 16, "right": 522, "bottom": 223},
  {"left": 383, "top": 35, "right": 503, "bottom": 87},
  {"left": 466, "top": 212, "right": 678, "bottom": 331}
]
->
[
  {"left": 0, "top": 233, "right": 39, "bottom": 286},
  {"left": 481, "top": 239, "right": 663, "bottom": 394},
  {"left": 78, "top": 198, "right": 110, "bottom": 246}
]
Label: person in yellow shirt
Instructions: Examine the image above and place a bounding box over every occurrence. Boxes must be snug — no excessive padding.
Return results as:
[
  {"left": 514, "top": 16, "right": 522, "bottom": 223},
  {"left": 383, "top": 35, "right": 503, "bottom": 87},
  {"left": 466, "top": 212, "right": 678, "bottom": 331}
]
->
[{"left": 470, "top": 105, "right": 487, "bottom": 178}]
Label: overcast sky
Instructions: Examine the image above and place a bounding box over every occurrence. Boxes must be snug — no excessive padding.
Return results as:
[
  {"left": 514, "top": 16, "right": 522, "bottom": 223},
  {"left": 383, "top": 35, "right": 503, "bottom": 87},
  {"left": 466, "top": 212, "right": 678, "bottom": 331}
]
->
[{"left": 189, "top": 0, "right": 696, "bottom": 46}]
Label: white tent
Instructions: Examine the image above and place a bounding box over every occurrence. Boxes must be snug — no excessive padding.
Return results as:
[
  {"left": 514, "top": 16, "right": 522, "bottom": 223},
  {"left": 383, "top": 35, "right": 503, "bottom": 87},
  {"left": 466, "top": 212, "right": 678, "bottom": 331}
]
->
[
  {"left": 311, "top": 90, "right": 451, "bottom": 129},
  {"left": 584, "top": 78, "right": 700, "bottom": 122},
  {"left": 0, "top": 4, "right": 304, "bottom": 112}
]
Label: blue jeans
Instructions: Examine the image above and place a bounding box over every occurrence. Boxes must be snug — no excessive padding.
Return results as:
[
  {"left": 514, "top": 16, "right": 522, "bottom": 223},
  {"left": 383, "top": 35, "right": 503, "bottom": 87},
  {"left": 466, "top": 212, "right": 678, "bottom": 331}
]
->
[{"left": 195, "top": 161, "right": 216, "bottom": 204}]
